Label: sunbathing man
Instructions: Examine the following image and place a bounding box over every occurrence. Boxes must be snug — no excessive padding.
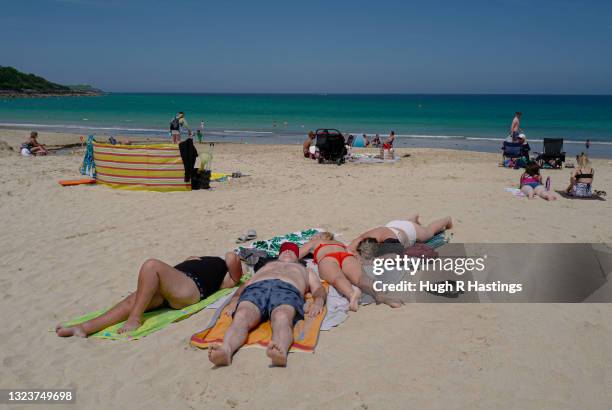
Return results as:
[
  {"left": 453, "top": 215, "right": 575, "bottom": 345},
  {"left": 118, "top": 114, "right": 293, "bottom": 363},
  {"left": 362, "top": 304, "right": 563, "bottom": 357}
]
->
[
  {"left": 208, "top": 242, "right": 326, "bottom": 367},
  {"left": 299, "top": 232, "right": 362, "bottom": 311},
  {"left": 348, "top": 214, "right": 453, "bottom": 252},
  {"left": 56, "top": 252, "right": 243, "bottom": 337}
]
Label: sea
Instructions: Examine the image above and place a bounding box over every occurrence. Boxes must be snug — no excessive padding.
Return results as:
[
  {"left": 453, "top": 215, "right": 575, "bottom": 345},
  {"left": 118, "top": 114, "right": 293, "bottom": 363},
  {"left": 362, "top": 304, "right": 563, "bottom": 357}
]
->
[{"left": 2, "top": 93, "right": 612, "bottom": 158}]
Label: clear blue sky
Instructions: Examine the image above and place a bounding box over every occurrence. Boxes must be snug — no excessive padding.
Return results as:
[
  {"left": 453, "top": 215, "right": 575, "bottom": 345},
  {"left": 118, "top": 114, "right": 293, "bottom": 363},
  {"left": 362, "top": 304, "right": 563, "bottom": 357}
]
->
[{"left": 2, "top": 0, "right": 611, "bottom": 94}]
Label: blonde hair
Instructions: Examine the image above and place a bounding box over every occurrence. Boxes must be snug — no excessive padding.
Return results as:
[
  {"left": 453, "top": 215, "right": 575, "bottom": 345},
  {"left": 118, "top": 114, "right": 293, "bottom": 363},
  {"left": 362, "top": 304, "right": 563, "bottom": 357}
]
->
[
  {"left": 317, "top": 231, "right": 334, "bottom": 241},
  {"left": 356, "top": 238, "right": 378, "bottom": 260},
  {"left": 577, "top": 153, "right": 590, "bottom": 169}
]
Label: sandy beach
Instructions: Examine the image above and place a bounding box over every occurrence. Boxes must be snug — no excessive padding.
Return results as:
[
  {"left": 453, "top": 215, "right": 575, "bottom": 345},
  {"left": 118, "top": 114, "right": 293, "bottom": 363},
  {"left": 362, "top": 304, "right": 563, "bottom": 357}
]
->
[{"left": 1, "top": 129, "right": 612, "bottom": 409}]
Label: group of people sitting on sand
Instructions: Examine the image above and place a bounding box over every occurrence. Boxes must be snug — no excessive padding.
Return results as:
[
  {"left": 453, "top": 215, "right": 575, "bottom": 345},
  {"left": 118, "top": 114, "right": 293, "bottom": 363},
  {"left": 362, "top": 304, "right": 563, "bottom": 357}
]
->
[
  {"left": 302, "top": 130, "right": 396, "bottom": 160},
  {"left": 518, "top": 153, "right": 598, "bottom": 200},
  {"left": 56, "top": 214, "right": 453, "bottom": 367}
]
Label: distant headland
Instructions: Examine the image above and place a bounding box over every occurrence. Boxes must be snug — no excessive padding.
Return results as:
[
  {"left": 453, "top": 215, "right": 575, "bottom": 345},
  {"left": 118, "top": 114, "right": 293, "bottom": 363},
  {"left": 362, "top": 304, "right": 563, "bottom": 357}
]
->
[{"left": 0, "top": 66, "right": 103, "bottom": 98}]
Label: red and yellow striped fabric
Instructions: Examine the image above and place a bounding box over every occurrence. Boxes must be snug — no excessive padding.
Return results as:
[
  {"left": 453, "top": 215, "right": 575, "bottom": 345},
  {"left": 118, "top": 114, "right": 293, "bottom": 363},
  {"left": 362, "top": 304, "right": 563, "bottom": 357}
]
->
[{"left": 93, "top": 142, "right": 191, "bottom": 192}]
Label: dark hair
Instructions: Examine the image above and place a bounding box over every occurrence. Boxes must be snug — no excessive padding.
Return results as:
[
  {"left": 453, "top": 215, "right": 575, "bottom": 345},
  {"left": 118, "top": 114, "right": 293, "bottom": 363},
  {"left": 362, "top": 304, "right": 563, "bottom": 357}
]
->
[
  {"left": 524, "top": 161, "right": 540, "bottom": 176},
  {"left": 515, "top": 111, "right": 522, "bottom": 116},
  {"left": 390, "top": 131, "right": 395, "bottom": 135}
]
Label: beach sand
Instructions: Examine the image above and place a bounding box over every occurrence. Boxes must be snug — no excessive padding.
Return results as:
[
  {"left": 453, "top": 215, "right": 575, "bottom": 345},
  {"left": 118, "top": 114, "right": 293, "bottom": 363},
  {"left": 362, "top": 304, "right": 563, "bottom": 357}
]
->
[{"left": 1, "top": 130, "right": 612, "bottom": 409}]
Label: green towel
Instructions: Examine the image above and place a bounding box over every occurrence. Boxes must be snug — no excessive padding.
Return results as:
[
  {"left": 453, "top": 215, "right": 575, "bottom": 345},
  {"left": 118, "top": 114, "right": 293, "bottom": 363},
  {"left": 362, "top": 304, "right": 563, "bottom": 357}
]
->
[
  {"left": 236, "top": 228, "right": 321, "bottom": 257},
  {"left": 61, "top": 286, "right": 238, "bottom": 341}
]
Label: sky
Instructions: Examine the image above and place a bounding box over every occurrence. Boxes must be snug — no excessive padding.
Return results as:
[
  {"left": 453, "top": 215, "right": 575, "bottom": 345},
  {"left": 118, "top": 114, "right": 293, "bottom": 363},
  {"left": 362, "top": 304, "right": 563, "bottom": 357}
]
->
[{"left": 2, "top": 0, "right": 612, "bottom": 94}]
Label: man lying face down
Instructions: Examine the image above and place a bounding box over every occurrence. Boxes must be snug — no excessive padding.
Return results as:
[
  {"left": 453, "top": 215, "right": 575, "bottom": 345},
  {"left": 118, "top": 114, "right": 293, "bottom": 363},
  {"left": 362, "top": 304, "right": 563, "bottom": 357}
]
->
[
  {"left": 208, "top": 242, "right": 327, "bottom": 367},
  {"left": 56, "top": 252, "right": 244, "bottom": 337}
]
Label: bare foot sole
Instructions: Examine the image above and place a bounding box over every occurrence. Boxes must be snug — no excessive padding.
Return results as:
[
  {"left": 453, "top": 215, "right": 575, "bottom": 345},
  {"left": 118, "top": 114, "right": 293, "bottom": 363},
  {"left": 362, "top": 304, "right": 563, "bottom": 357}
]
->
[
  {"left": 208, "top": 343, "right": 232, "bottom": 366},
  {"left": 266, "top": 342, "right": 287, "bottom": 367},
  {"left": 56, "top": 324, "right": 87, "bottom": 338},
  {"left": 117, "top": 318, "right": 141, "bottom": 334},
  {"left": 349, "top": 288, "right": 362, "bottom": 312}
]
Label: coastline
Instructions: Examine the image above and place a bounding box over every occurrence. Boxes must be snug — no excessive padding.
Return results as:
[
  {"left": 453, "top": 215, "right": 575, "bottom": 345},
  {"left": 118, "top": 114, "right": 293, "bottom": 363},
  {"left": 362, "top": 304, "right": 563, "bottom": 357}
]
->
[
  {"left": 0, "top": 91, "right": 103, "bottom": 98},
  {"left": 2, "top": 127, "right": 611, "bottom": 159}
]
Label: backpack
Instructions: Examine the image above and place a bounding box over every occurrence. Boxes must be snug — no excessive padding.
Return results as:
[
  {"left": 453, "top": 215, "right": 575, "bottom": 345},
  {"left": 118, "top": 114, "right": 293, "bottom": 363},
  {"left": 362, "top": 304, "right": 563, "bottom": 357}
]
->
[{"left": 170, "top": 118, "right": 180, "bottom": 131}]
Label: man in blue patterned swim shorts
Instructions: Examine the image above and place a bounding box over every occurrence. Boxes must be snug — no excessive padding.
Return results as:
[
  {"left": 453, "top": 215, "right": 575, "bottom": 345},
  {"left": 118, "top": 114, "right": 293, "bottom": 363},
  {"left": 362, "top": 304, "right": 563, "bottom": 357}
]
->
[{"left": 208, "top": 242, "right": 327, "bottom": 367}]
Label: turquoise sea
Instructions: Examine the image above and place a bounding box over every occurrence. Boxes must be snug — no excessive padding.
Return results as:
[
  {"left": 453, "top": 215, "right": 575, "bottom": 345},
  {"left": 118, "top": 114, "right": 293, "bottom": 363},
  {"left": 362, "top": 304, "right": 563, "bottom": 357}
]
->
[{"left": 2, "top": 93, "right": 612, "bottom": 157}]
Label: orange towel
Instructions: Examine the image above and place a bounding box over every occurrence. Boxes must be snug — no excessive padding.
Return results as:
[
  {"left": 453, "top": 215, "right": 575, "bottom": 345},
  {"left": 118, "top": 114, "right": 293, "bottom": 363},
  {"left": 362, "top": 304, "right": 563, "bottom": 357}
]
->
[{"left": 191, "top": 283, "right": 327, "bottom": 353}]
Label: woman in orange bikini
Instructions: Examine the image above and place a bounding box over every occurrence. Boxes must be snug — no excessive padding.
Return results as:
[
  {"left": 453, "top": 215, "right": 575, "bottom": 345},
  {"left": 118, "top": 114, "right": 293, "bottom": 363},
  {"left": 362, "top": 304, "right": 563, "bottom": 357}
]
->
[{"left": 299, "top": 232, "right": 362, "bottom": 311}]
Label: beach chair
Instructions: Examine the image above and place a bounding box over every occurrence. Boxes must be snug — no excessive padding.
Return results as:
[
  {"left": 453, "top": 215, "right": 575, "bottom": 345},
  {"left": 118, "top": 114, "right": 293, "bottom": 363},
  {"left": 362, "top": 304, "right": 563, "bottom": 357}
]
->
[
  {"left": 315, "top": 128, "right": 347, "bottom": 164},
  {"left": 535, "top": 138, "right": 566, "bottom": 169},
  {"left": 501, "top": 141, "right": 530, "bottom": 167}
]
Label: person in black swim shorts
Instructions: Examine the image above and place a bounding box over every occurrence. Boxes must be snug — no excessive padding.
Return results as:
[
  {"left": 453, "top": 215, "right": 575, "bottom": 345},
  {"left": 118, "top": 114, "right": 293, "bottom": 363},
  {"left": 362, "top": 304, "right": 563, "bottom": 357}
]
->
[
  {"left": 208, "top": 242, "right": 327, "bottom": 367},
  {"left": 56, "top": 252, "right": 244, "bottom": 337}
]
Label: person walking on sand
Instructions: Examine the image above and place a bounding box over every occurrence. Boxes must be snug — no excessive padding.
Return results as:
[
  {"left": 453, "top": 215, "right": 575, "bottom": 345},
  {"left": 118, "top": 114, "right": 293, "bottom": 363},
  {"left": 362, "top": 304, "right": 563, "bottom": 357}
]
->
[
  {"left": 511, "top": 112, "right": 523, "bottom": 142},
  {"left": 170, "top": 112, "right": 192, "bottom": 144},
  {"left": 56, "top": 252, "right": 244, "bottom": 337},
  {"left": 380, "top": 131, "right": 396, "bottom": 159},
  {"left": 208, "top": 242, "right": 326, "bottom": 367}
]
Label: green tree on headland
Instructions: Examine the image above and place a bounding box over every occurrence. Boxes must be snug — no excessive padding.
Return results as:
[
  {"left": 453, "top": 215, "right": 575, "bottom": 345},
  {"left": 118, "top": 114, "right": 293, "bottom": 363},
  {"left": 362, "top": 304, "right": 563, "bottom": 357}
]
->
[{"left": 0, "top": 66, "right": 101, "bottom": 95}]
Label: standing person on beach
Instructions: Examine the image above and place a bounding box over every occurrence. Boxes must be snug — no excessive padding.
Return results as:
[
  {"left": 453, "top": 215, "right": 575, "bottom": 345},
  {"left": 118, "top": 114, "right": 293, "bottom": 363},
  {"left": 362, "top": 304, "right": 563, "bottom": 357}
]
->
[
  {"left": 208, "top": 242, "right": 326, "bottom": 367},
  {"left": 170, "top": 112, "right": 192, "bottom": 144},
  {"left": 381, "top": 131, "right": 396, "bottom": 159},
  {"left": 511, "top": 112, "right": 523, "bottom": 142},
  {"left": 56, "top": 252, "right": 244, "bottom": 337}
]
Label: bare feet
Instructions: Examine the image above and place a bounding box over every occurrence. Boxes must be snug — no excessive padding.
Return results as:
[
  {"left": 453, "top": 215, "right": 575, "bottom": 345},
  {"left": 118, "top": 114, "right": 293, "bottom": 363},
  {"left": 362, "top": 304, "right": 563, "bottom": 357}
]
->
[
  {"left": 208, "top": 343, "right": 232, "bottom": 366},
  {"left": 117, "top": 317, "right": 141, "bottom": 334},
  {"left": 55, "top": 324, "right": 87, "bottom": 338},
  {"left": 266, "top": 342, "right": 288, "bottom": 367},
  {"left": 349, "top": 288, "right": 362, "bottom": 312}
]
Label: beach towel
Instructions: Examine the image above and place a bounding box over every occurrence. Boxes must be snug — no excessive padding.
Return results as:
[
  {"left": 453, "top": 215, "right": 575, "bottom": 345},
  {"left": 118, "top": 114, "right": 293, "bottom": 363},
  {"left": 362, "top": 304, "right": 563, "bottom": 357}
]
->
[
  {"left": 555, "top": 190, "right": 606, "bottom": 201},
  {"left": 190, "top": 283, "right": 328, "bottom": 353},
  {"left": 348, "top": 153, "right": 400, "bottom": 164},
  {"left": 236, "top": 228, "right": 321, "bottom": 257},
  {"left": 59, "top": 286, "right": 238, "bottom": 341},
  {"left": 79, "top": 135, "right": 96, "bottom": 177},
  {"left": 505, "top": 187, "right": 526, "bottom": 197}
]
